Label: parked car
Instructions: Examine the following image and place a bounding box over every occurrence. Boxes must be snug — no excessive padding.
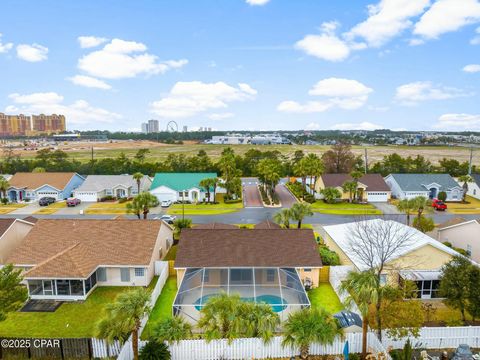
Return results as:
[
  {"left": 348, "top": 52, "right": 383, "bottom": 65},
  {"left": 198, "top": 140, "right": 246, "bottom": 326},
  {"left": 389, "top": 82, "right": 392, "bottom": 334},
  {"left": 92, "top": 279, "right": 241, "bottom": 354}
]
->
[
  {"left": 161, "top": 200, "right": 172, "bottom": 208},
  {"left": 158, "top": 215, "right": 177, "bottom": 224},
  {"left": 66, "top": 197, "right": 81, "bottom": 207},
  {"left": 39, "top": 197, "right": 56, "bottom": 206},
  {"left": 451, "top": 344, "right": 474, "bottom": 360},
  {"left": 432, "top": 198, "right": 447, "bottom": 211}
]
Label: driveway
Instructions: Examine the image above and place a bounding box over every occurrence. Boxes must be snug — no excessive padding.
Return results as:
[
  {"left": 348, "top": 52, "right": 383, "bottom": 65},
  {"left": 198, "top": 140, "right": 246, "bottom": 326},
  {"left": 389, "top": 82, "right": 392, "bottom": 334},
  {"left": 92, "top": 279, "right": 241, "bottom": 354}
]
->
[
  {"left": 9, "top": 202, "right": 42, "bottom": 215},
  {"left": 275, "top": 182, "right": 297, "bottom": 208},
  {"left": 371, "top": 202, "right": 401, "bottom": 215},
  {"left": 242, "top": 177, "right": 263, "bottom": 208},
  {"left": 55, "top": 201, "right": 91, "bottom": 215}
]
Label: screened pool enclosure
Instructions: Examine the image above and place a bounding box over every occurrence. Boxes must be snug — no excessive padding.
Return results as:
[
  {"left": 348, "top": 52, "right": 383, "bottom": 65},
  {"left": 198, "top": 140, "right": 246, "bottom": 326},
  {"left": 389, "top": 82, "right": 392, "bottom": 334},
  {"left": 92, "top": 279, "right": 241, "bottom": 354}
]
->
[{"left": 173, "top": 267, "right": 310, "bottom": 323}]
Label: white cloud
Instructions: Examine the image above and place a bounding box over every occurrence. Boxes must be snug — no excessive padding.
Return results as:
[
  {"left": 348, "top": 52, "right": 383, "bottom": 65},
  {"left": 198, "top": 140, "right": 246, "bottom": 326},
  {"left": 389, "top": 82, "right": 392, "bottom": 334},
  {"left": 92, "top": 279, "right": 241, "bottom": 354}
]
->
[
  {"left": 150, "top": 81, "right": 257, "bottom": 118},
  {"left": 246, "top": 0, "right": 270, "bottom": 5},
  {"left": 7, "top": 91, "right": 121, "bottom": 126},
  {"left": 295, "top": 22, "right": 351, "bottom": 62},
  {"left": 463, "top": 64, "right": 480, "bottom": 73},
  {"left": 395, "top": 81, "right": 470, "bottom": 105},
  {"left": 68, "top": 75, "right": 112, "bottom": 90},
  {"left": 409, "top": 38, "right": 425, "bottom": 46},
  {"left": 347, "top": 0, "right": 430, "bottom": 47},
  {"left": 77, "top": 36, "right": 108, "bottom": 48},
  {"left": 414, "top": 0, "right": 480, "bottom": 39},
  {"left": 0, "top": 33, "right": 13, "bottom": 53},
  {"left": 471, "top": 26, "right": 480, "bottom": 44},
  {"left": 208, "top": 112, "right": 234, "bottom": 120},
  {"left": 331, "top": 121, "right": 384, "bottom": 130},
  {"left": 16, "top": 43, "right": 48, "bottom": 62},
  {"left": 278, "top": 78, "right": 373, "bottom": 113},
  {"left": 433, "top": 113, "right": 480, "bottom": 130},
  {"left": 78, "top": 38, "right": 188, "bottom": 79}
]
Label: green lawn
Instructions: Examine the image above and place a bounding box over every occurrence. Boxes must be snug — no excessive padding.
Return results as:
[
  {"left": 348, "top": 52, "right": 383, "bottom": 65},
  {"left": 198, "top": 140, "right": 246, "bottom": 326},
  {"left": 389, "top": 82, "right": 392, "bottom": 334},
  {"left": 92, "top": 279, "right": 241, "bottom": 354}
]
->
[
  {"left": 307, "top": 283, "right": 344, "bottom": 314},
  {"left": 167, "top": 194, "right": 243, "bottom": 216},
  {"left": 0, "top": 287, "right": 131, "bottom": 338},
  {"left": 311, "top": 201, "right": 382, "bottom": 215},
  {"left": 142, "top": 276, "right": 178, "bottom": 339},
  {"left": 164, "top": 245, "right": 178, "bottom": 260}
]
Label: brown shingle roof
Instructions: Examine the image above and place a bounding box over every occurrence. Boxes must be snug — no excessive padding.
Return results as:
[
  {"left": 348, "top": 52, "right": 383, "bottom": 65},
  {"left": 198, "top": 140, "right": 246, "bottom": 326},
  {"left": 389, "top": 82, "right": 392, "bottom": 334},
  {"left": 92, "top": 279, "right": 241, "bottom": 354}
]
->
[
  {"left": 7, "top": 219, "right": 164, "bottom": 278},
  {"left": 437, "top": 217, "right": 469, "bottom": 230},
  {"left": 321, "top": 173, "right": 390, "bottom": 191},
  {"left": 175, "top": 228, "right": 322, "bottom": 268},
  {"left": 194, "top": 223, "right": 239, "bottom": 229},
  {"left": 9, "top": 172, "right": 78, "bottom": 190},
  {"left": 254, "top": 221, "right": 282, "bottom": 229},
  {"left": 0, "top": 218, "right": 16, "bottom": 237},
  {"left": 22, "top": 216, "right": 38, "bottom": 224}
]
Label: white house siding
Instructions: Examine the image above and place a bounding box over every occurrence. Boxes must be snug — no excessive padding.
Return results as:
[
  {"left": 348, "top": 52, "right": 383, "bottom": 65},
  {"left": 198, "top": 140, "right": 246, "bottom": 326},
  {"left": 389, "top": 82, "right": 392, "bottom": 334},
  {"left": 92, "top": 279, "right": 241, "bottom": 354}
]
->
[
  {"left": 146, "top": 224, "right": 174, "bottom": 285},
  {"left": 437, "top": 221, "right": 480, "bottom": 263},
  {"left": 150, "top": 185, "right": 178, "bottom": 203},
  {"left": 467, "top": 182, "right": 480, "bottom": 200}
]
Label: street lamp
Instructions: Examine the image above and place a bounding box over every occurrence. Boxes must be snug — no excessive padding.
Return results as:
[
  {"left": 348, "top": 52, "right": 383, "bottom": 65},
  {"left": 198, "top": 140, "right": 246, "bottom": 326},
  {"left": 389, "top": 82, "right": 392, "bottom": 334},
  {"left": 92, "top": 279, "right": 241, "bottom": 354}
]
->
[{"left": 182, "top": 189, "right": 186, "bottom": 221}]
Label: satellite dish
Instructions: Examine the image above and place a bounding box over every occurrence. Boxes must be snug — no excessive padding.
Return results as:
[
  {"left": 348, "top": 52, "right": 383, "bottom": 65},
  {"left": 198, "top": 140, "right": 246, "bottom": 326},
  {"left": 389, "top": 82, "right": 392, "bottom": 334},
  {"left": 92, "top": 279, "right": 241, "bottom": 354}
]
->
[{"left": 166, "top": 121, "right": 178, "bottom": 132}]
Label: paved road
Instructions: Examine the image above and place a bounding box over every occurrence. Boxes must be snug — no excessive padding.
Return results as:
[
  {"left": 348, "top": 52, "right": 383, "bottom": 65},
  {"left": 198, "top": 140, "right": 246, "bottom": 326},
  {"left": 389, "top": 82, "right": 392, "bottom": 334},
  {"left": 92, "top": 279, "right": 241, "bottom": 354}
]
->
[
  {"left": 275, "top": 182, "right": 297, "bottom": 208},
  {"left": 242, "top": 177, "right": 263, "bottom": 208}
]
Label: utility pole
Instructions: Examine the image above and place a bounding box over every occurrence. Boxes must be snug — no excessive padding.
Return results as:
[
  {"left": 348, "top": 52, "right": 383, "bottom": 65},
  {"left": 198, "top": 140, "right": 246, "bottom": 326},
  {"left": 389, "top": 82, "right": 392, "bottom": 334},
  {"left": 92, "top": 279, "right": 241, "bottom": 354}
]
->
[
  {"left": 468, "top": 147, "right": 474, "bottom": 175},
  {"left": 364, "top": 148, "right": 368, "bottom": 174}
]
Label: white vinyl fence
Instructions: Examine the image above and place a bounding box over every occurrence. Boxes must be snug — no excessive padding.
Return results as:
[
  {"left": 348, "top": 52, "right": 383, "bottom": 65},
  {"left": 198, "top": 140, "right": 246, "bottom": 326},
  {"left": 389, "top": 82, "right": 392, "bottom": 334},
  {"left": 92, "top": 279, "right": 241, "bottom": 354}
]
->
[
  {"left": 329, "top": 265, "right": 359, "bottom": 314},
  {"left": 383, "top": 326, "right": 480, "bottom": 350},
  {"left": 91, "top": 338, "right": 122, "bottom": 358},
  {"left": 117, "top": 261, "right": 169, "bottom": 360}
]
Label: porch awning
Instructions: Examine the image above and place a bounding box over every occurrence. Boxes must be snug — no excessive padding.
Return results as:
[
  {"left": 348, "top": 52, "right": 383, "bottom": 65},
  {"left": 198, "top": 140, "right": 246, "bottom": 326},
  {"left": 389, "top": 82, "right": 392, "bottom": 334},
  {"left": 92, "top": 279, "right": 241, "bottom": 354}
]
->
[{"left": 399, "top": 270, "right": 441, "bottom": 281}]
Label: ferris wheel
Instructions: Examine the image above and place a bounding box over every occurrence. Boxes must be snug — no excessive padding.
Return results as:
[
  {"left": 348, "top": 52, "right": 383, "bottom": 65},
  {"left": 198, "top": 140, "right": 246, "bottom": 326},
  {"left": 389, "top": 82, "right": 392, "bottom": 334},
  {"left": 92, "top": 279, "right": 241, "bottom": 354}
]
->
[{"left": 166, "top": 121, "right": 178, "bottom": 132}]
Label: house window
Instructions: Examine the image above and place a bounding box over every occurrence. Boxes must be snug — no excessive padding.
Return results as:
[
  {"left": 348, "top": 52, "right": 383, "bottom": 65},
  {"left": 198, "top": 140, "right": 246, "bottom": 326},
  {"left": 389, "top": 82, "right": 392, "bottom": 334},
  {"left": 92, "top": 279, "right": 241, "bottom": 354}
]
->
[
  {"left": 266, "top": 269, "right": 275, "bottom": 282},
  {"left": 204, "top": 269, "right": 210, "bottom": 282},
  {"left": 379, "top": 274, "right": 387, "bottom": 286},
  {"left": 135, "top": 268, "right": 145, "bottom": 277},
  {"left": 474, "top": 189, "right": 477, "bottom": 195},
  {"left": 97, "top": 267, "right": 107, "bottom": 282},
  {"left": 303, "top": 268, "right": 312, "bottom": 272},
  {"left": 120, "top": 268, "right": 131, "bottom": 282},
  {"left": 178, "top": 191, "right": 187, "bottom": 198},
  {"left": 467, "top": 245, "right": 472, "bottom": 257}
]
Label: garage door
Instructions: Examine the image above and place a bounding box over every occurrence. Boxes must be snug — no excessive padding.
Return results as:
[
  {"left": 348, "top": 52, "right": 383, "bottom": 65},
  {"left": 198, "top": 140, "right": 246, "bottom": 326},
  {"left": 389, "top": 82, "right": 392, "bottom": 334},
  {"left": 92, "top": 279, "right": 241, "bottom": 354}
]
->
[
  {"left": 75, "top": 192, "right": 98, "bottom": 202},
  {"left": 37, "top": 191, "right": 60, "bottom": 200},
  {"left": 153, "top": 193, "right": 177, "bottom": 202},
  {"left": 367, "top": 192, "right": 388, "bottom": 202}
]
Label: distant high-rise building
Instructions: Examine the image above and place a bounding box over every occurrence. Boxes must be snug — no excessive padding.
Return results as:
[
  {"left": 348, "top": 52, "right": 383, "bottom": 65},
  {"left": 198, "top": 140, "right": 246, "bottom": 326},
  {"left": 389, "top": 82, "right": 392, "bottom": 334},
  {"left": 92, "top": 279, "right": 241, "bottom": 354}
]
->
[
  {"left": 0, "top": 112, "right": 65, "bottom": 136},
  {"left": 147, "top": 119, "right": 159, "bottom": 133},
  {"left": 199, "top": 127, "right": 204, "bottom": 132},
  {"left": 141, "top": 123, "right": 148, "bottom": 133},
  {"left": 183, "top": 125, "right": 188, "bottom": 132},
  {"left": 31, "top": 114, "right": 66, "bottom": 134}
]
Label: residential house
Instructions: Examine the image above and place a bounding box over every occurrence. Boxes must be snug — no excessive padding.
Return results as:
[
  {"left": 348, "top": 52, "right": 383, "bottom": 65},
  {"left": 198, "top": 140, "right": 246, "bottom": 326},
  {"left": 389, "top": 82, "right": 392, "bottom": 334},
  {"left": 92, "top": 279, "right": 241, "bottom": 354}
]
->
[
  {"left": 5, "top": 219, "right": 173, "bottom": 301},
  {"left": 7, "top": 172, "right": 85, "bottom": 202},
  {"left": 150, "top": 172, "right": 223, "bottom": 203},
  {"left": 73, "top": 174, "right": 152, "bottom": 202},
  {"left": 430, "top": 217, "right": 480, "bottom": 263},
  {"left": 173, "top": 225, "right": 322, "bottom": 323},
  {"left": 314, "top": 173, "right": 391, "bottom": 202},
  {"left": 384, "top": 173, "right": 462, "bottom": 201},
  {"left": 322, "top": 219, "right": 463, "bottom": 299},
  {"left": 464, "top": 174, "right": 480, "bottom": 200},
  {"left": 0, "top": 218, "right": 36, "bottom": 263}
]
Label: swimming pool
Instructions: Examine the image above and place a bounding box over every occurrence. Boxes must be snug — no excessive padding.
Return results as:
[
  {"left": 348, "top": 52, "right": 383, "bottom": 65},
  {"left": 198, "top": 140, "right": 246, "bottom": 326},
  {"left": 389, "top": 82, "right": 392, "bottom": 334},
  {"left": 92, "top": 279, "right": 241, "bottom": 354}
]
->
[{"left": 194, "top": 294, "right": 287, "bottom": 312}]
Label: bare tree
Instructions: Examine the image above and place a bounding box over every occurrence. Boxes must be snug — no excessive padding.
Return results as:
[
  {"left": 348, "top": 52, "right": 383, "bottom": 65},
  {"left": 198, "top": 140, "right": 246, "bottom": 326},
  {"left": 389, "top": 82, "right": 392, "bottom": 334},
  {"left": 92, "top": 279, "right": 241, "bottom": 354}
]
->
[{"left": 346, "top": 218, "right": 417, "bottom": 340}]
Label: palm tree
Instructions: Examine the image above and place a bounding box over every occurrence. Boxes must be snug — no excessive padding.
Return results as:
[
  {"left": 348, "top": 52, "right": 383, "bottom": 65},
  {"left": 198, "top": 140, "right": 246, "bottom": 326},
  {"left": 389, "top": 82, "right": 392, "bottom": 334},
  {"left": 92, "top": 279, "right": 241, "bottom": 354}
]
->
[
  {"left": 458, "top": 175, "right": 473, "bottom": 202},
  {"left": 290, "top": 202, "right": 313, "bottom": 229},
  {"left": 321, "top": 187, "right": 342, "bottom": 204},
  {"left": 350, "top": 170, "right": 363, "bottom": 202},
  {"left": 0, "top": 177, "right": 10, "bottom": 202},
  {"left": 132, "top": 172, "right": 144, "bottom": 195},
  {"left": 96, "top": 288, "right": 151, "bottom": 360},
  {"left": 273, "top": 208, "right": 292, "bottom": 228},
  {"left": 199, "top": 178, "right": 214, "bottom": 203},
  {"left": 303, "top": 154, "right": 324, "bottom": 197},
  {"left": 152, "top": 316, "right": 193, "bottom": 344},
  {"left": 282, "top": 307, "right": 342, "bottom": 360},
  {"left": 342, "top": 181, "right": 357, "bottom": 203},
  {"left": 138, "top": 340, "right": 171, "bottom": 360},
  {"left": 293, "top": 160, "right": 308, "bottom": 199},
  {"left": 127, "top": 192, "right": 159, "bottom": 219},
  {"left": 211, "top": 177, "right": 220, "bottom": 203},
  {"left": 238, "top": 302, "right": 280, "bottom": 343},
  {"left": 339, "top": 270, "right": 378, "bottom": 359},
  {"left": 412, "top": 196, "right": 430, "bottom": 220},
  {"left": 197, "top": 293, "right": 243, "bottom": 343},
  {"left": 396, "top": 198, "right": 416, "bottom": 226}
]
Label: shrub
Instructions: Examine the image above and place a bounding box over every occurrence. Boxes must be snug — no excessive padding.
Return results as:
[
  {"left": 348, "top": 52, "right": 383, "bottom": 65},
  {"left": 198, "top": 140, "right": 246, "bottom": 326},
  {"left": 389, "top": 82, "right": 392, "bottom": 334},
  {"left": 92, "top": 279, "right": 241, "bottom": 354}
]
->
[
  {"left": 438, "top": 191, "right": 447, "bottom": 201},
  {"left": 413, "top": 215, "right": 435, "bottom": 233},
  {"left": 118, "top": 197, "right": 128, "bottom": 204},
  {"left": 258, "top": 186, "right": 271, "bottom": 205},
  {"left": 1, "top": 197, "right": 8, "bottom": 205},
  {"left": 139, "top": 340, "right": 171, "bottom": 360},
  {"left": 443, "top": 241, "right": 452, "bottom": 248},
  {"left": 286, "top": 181, "right": 308, "bottom": 199},
  {"left": 304, "top": 194, "right": 316, "bottom": 203},
  {"left": 224, "top": 198, "right": 242, "bottom": 204},
  {"left": 349, "top": 353, "right": 361, "bottom": 360},
  {"left": 318, "top": 245, "right": 340, "bottom": 265},
  {"left": 100, "top": 195, "right": 116, "bottom": 202}
]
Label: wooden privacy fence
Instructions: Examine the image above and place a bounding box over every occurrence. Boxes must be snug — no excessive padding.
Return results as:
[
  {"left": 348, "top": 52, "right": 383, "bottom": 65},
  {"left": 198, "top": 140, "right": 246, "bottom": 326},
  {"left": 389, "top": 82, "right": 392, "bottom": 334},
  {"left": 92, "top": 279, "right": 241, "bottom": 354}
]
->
[
  {"left": 0, "top": 337, "right": 121, "bottom": 359},
  {"left": 319, "top": 265, "right": 330, "bottom": 282}
]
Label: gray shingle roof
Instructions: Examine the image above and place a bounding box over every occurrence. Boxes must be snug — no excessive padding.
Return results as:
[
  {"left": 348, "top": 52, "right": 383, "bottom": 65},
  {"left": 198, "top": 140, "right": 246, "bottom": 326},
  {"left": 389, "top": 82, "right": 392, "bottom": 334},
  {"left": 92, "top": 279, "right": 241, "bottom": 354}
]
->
[
  {"left": 388, "top": 173, "right": 460, "bottom": 192},
  {"left": 471, "top": 174, "right": 480, "bottom": 187},
  {"left": 75, "top": 175, "right": 150, "bottom": 192}
]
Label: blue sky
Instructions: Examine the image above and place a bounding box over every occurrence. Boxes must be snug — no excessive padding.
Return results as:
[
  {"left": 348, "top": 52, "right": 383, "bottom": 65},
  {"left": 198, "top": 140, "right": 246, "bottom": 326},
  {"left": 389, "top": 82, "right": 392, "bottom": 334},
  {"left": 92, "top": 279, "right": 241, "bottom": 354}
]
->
[{"left": 0, "top": 0, "right": 479, "bottom": 132}]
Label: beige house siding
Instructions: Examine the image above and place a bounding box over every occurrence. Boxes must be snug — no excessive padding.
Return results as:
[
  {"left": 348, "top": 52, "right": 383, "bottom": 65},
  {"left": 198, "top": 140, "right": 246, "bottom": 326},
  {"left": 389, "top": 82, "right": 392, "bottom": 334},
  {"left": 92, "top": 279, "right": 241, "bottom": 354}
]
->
[
  {"left": 297, "top": 267, "right": 320, "bottom": 288},
  {"left": 322, "top": 233, "right": 355, "bottom": 267},
  {"left": 176, "top": 268, "right": 186, "bottom": 288},
  {"left": 97, "top": 266, "right": 149, "bottom": 287},
  {"left": 436, "top": 222, "right": 480, "bottom": 263},
  {"left": 0, "top": 221, "right": 34, "bottom": 264}
]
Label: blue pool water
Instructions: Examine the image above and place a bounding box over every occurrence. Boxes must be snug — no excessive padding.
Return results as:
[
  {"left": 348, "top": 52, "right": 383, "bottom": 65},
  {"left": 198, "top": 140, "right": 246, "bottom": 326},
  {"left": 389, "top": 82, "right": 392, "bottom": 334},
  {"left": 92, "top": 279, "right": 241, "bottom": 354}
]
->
[{"left": 194, "top": 294, "right": 287, "bottom": 312}]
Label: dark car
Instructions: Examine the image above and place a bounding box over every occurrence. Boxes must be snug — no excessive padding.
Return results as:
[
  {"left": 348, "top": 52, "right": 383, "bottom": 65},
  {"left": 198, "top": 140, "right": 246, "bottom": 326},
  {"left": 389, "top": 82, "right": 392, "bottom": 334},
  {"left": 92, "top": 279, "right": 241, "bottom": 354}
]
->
[
  {"left": 66, "top": 197, "right": 81, "bottom": 207},
  {"left": 39, "top": 197, "right": 56, "bottom": 206}
]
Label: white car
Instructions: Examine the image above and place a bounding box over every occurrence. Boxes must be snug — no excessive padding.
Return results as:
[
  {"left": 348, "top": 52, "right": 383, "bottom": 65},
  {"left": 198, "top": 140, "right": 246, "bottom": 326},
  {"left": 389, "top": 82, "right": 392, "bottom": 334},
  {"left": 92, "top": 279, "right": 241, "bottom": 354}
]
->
[
  {"left": 161, "top": 200, "right": 172, "bottom": 208},
  {"left": 159, "top": 215, "right": 176, "bottom": 224}
]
